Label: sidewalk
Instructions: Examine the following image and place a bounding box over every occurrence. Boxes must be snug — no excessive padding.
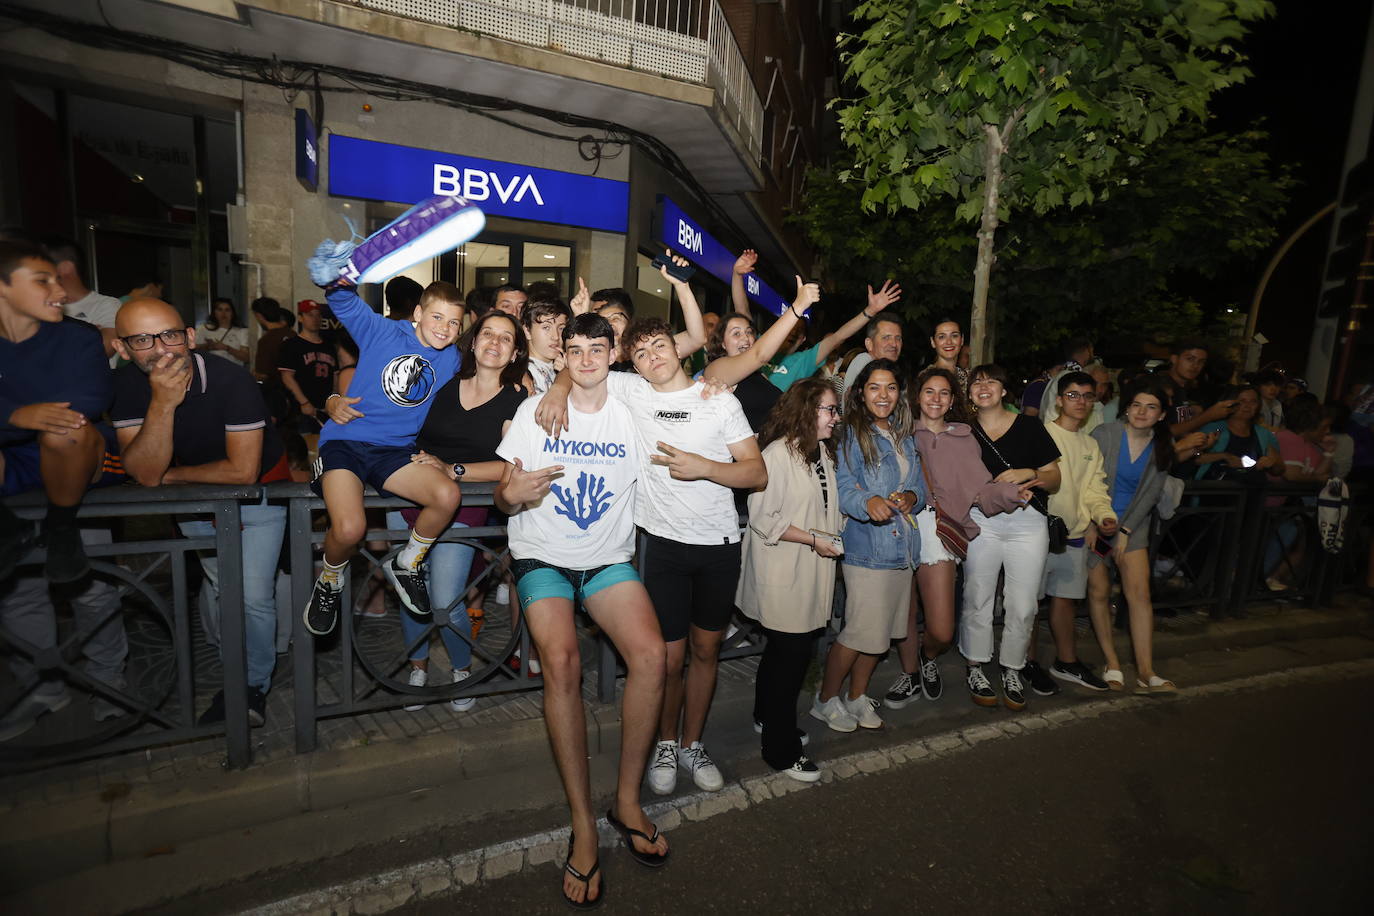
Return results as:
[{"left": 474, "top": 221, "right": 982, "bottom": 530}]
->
[{"left": 1, "top": 598, "right": 1370, "bottom": 914}]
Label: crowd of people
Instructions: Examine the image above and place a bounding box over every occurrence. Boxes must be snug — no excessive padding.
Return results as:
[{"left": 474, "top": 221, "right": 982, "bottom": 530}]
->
[{"left": 1, "top": 230, "right": 1370, "bottom": 907}]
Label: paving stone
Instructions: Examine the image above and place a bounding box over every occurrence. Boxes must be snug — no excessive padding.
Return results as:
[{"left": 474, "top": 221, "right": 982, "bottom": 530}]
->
[
  {"left": 830, "top": 759, "right": 858, "bottom": 779},
  {"left": 447, "top": 852, "right": 482, "bottom": 887},
  {"left": 416, "top": 874, "right": 452, "bottom": 898},
  {"left": 855, "top": 753, "right": 891, "bottom": 774},
  {"left": 352, "top": 883, "right": 414, "bottom": 915},
  {"left": 962, "top": 723, "right": 1003, "bottom": 744},
  {"left": 741, "top": 775, "right": 773, "bottom": 804},
  {"left": 1017, "top": 715, "right": 1050, "bottom": 731},
  {"left": 525, "top": 839, "right": 564, "bottom": 868},
  {"left": 482, "top": 849, "right": 524, "bottom": 880},
  {"left": 926, "top": 733, "right": 966, "bottom": 752}
]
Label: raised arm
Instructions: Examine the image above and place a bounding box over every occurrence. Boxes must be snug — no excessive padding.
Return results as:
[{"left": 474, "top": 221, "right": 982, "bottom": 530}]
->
[
  {"left": 661, "top": 252, "right": 706, "bottom": 358},
  {"left": 703, "top": 277, "right": 818, "bottom": 387},
  {"left": 731, "top": 249, "right": 758, "bottom": 317}
]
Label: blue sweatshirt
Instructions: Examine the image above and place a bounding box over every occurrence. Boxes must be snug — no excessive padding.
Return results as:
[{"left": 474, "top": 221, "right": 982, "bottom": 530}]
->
[
  {"left": 318, "top": 287, "right": 462, "bottom": 448},
  {"left": 0, "top": 318, "right": 112, "bottom": 439}
]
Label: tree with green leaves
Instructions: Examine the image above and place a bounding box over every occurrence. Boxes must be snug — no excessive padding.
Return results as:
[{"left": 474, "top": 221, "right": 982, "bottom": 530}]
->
[
  {"left": 835, "top": 0, "right": 1274, "bottom": 363},
  {"left": 794, "top": 124, "right": 1291, "bottom": 374}
]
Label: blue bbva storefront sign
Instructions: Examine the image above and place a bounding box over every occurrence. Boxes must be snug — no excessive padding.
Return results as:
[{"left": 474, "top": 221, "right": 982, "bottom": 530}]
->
[
  {"left": 655, "top": 196, "right": 792, "bottom": 318},
  {"left": 330, "top": 135, "right": 629, "bottom": 233}
]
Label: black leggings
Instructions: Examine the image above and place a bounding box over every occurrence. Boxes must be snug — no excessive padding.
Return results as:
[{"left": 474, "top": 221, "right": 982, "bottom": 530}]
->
[{"left": 754, "top": 625, "right": 822, "bottom": 770}]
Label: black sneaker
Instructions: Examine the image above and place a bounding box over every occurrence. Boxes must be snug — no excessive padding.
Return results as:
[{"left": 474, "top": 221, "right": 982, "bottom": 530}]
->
[
  {"left": 779, "top": 755, "right": 821, "bottom": 783},
  {"left": 304, "top": 576, "right": 343, "bottom": 636},
  {"left": 1050, "top": 659, "right": 1109, "bottom": 691},
  {"left": 0, "top": 516, "right": 38, "bottom": 581},
  {"left": 385, "top": 556, "right": 431, "bottom": 617},
  {"left": 247, "top": 686, "right": 267, "bottom": 727},
  {"left": 920, "top": 655, "right": 943, "bottom": 701},
  {"left": 966, "top": 664, "right": 997, "bottom": 707},
  {"left": 198, "top": 688, "right": 268, "bottom": 727},
  {"left": 44, "top": 525, "right": 90, "bottom": 584},
  {"left": 883, "top": 671, "right": 921, "bottom": 709},
  {"left": 1001, "top": 668, "right": 1027, "bottom": 711},
  {"left": 1022, "top": 659, "right": 1060, "bottom": 697}
]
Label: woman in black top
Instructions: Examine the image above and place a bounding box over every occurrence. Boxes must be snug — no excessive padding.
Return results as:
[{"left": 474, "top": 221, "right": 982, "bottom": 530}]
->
[
  {"left": 391, "top": 311, "right": 531, "bottom": 707},
  {"left": 962, "top": 364, "right": 1061, "bottom": 710}
]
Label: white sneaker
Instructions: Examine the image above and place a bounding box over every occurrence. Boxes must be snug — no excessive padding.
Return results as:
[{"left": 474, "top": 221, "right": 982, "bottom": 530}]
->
[
  {"left": 403, "top": 667, "right": 427, "bottom": 712},
  {"left": 647, "top": 739, "right": 679, "bottom": 795},
  {"left": 449, "top": 669, "right": 475, "bottom": 712},
  {"left": 808, "top": 695, "right": 858, "bottom": 733},
  {"left": 495, "top": 583, "right": 510, "bottom": 605},
  {"left": 843, "top": 693, "right": 883, "bottom": 729},
  {"left": 680, "top": 741, "right": 724, "bottom": 791}
]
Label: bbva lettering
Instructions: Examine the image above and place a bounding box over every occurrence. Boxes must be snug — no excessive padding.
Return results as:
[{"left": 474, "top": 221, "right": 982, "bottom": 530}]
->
[
  {"left": 746, "top": 274, "right": 760, "bottom": 295},
  {"left": 433, "top": 164, "right": 545, "bottom": 206},
  {"left": 676, "top": 219, "right": 704, "bottom": 255}
]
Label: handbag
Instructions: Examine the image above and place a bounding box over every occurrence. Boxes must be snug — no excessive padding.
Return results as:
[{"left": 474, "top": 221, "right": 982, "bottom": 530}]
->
[
  {"left": 917, "top": 450, "right": 969, "bottom": 561},
  {"left": 971, "top": 421, "right": 1069, "bottom": 554}
]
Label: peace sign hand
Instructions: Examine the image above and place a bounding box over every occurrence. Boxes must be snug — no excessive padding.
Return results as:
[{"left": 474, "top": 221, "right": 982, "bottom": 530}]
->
[{"left": 505, "top": 457, "right": 565, "bottom": 505}]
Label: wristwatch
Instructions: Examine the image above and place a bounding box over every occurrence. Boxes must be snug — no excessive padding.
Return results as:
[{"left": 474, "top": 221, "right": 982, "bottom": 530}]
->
[{"left": 451, "top": 463, "right": 466, "bottom": 479}]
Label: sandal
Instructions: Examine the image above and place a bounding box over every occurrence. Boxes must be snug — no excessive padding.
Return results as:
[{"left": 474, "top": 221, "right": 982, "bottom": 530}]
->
[
  {"left": 605, "top": 807, "right": 669, "bottom": 868},
  {"left": 563, "top": 833, "right": 603, "bottom": 909},
  {"left": 1136, "top": 675, "right": 1177, "bottom": 694},
  {"left": 1103, "top": 669, "right": 1125, "bottom": 692}
]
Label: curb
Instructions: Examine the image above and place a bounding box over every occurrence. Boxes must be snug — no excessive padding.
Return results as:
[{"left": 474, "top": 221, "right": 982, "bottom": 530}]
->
[{"left": 247, "top": 656, "right": 1374, "bottom": 915}]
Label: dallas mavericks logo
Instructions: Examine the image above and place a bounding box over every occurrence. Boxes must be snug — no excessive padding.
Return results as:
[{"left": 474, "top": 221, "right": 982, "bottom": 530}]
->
[{"left": 380, "top": 354, "right": 437, "bottom": 407}]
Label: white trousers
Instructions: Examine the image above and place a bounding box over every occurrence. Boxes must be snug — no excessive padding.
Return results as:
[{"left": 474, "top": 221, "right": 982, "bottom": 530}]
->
[{"left": 959, "top": 506, "right": 1049, "bottom": 669}]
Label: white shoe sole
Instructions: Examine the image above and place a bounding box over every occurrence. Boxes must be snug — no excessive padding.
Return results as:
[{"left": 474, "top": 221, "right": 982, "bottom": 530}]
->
[
  {"left": 1049, "top": 668, "right": 1109, "bottom": 691},
  {"left": 883, "top": 693, "right": 920, "bottom": 710},
  {"left": 808, "top": 706, "right": 858, "bottom": 733},
  {"left": 783, "top": 766, "right": 821, "bottom": 783}
]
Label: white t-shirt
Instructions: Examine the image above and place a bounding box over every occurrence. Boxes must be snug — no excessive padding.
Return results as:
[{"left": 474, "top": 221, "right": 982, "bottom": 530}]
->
[
  {"left": 607, "top": 373, "right": 755, "bottom": 545},
  {"left": 497, "top": 395, "right": 642, "bottom": 569},
  {"left": 63, "top": 290, "right": 120, "bottom": 328},
  {"left": 199, "top": 324, "right": 250, "bottom": 367},
  {"left": 528, "top": 357, "right": 558, "bottom": 395}
]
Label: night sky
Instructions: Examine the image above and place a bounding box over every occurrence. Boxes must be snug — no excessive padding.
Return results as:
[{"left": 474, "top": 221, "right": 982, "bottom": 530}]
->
[{"left": 1210, "top": 1, "right": 1372, "bottom": 380}]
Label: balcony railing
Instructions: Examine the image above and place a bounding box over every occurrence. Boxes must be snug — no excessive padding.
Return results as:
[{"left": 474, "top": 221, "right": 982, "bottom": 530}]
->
[{"left": 350, "top": 0, "right": 763, "bottom": 162}]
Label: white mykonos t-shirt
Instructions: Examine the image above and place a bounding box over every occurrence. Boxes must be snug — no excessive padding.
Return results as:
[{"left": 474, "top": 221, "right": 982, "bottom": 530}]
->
[
  {"left": 497, "top": 395, "right": 642, "bottom": 569},
  {"left": 606, "top": 372, "right": 755, "bottom": 545}
]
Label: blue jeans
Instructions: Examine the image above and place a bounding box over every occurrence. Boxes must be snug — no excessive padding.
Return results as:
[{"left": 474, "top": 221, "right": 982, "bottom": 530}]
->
[
  {"left": 386, "top": 511, "right": 476, "bottom": 669},
  {"left": 179, "top": 498, "right": 286, "bottom": 692}
]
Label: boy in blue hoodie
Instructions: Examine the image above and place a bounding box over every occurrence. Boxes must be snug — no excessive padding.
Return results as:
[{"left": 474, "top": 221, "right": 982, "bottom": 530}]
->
[{"left": 303, "top": 278, "right": 465, "bottom": 636}]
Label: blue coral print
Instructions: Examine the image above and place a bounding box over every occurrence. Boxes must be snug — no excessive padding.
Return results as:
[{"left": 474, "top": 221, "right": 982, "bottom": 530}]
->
[{"left": 550, "top": 472, "right": 614, "bottom": 531}]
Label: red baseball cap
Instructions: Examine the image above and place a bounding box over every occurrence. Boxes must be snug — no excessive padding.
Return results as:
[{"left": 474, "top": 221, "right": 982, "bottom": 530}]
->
[{"left": 297, "top": 299, "right": 322, "bottom": 314}]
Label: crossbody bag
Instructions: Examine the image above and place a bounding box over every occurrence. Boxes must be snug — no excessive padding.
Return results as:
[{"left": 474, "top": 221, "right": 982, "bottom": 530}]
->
[{"left": 971, "top": 422, "right": 1069, "bottom": 554}]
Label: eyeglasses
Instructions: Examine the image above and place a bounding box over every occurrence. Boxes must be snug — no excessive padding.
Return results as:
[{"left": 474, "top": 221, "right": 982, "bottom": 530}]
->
[
  {"left": 816, "top": 405, "right": 840, "bottom": 416},
  {"left": 119, "top": 328, "right": 189, "bottom": 350},
  {"left": 1062, "top": 391, "right": 1097, "bottom": 402}
]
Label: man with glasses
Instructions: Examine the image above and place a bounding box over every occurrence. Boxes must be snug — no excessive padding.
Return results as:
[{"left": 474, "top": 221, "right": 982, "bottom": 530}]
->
[
  {"left": 110, "top": 298, "right": 292, "bottom": 726},
  {"left": 1034, "top": 371, "right": 1118, "bottom": 692}
]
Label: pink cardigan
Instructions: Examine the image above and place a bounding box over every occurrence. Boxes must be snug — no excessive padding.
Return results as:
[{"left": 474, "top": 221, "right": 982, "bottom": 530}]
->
[{"left": 913, "top": 423, "right": 1024, "bottom": 540}]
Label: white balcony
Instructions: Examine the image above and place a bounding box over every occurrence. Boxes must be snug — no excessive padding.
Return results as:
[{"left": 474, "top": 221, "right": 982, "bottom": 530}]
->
[{"left": 350, "top": 0, "right": 762, "bottom": 163}]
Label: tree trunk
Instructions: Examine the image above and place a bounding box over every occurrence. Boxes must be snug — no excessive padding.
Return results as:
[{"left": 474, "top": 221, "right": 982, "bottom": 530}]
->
[{"left": 970, "top": 123, "right": 1004, "bottom": 365}]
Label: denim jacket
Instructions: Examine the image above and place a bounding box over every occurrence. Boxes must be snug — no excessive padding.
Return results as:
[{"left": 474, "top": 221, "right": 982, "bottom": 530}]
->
[{"left": 837, "top": 428, "right": 928, "bottom": 569}]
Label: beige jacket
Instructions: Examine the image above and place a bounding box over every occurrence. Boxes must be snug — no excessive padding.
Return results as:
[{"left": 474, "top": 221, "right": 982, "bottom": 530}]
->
[
  {"left": 736, "top": 439, "right": 840, "bottom": 634},
  {"left": 1045, "top": 419, "right": 1116, "bottom": 538}
]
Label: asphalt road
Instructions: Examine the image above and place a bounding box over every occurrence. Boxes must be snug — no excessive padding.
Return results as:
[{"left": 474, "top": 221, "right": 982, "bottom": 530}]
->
[{"left": 415, "top": 675, "right": 1372, "bottom": 915}]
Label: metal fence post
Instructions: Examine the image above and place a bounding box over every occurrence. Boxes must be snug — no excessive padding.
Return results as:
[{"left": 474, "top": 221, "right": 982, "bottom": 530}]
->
[
  {"left": 214, "top": 495, "right": 250, "bottom": 769},
  {"left": 287, "top": 489, "right": 318, "bottom": 754}
]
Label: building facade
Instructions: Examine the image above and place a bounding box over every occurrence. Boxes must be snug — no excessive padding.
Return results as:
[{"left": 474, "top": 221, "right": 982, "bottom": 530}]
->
[{"left": 0, "top": 0, "right": 836, "bottom": 330}]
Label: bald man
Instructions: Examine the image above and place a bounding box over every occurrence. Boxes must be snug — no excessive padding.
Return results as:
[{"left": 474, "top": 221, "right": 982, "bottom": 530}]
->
[{"left": 110, "top": 298, "right": 292, "bottom": 727}]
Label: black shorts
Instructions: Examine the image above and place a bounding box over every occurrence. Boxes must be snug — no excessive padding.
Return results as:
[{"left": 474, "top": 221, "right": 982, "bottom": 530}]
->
[
  {"left": 642, "top": 533, "right": 742, "bottom": 643},
  {"left": 311, "top": 440, "right": 412, "bottom": 497}
]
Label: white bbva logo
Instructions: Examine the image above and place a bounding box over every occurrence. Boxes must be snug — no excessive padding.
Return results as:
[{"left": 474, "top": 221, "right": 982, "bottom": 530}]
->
[
  {"left": 746, "top": 275, "right": 760, "bottom": 295},
  {"left": 676, "top": 219, "right": 704, "bottom": 255},
  {"left": 433, "top": 164, "right": 545, "bottom": 205}
]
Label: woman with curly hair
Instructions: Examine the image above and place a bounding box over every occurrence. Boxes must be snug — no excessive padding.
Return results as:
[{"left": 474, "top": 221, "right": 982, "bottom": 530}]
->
[{"left": 738, "top": 377, "right": 842, "bottom": 783}]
